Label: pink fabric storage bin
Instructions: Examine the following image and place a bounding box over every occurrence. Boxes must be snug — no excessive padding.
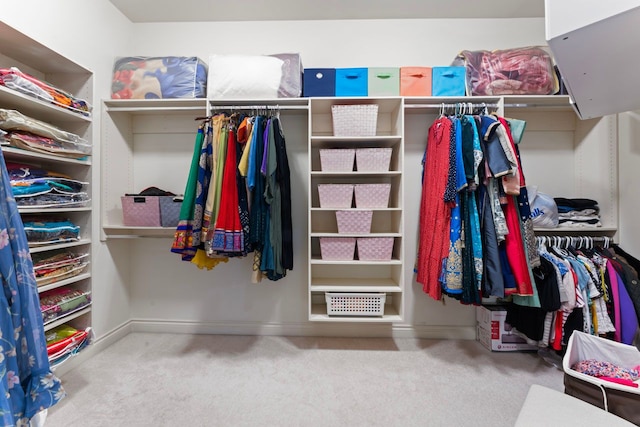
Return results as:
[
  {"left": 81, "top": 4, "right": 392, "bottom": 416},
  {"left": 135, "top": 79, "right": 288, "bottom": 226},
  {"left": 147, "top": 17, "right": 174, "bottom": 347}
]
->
[
  {"left": 320, "top": 148, "right": 355, "bottom": 172},
  {"left": 354, "top": 183, "right": 391, "bottom": 208},
  {"left": 320, "top": 237, "right": 356, "bottom": 260},
  {"left": 121, "top": 196, "right": 161, "bottom": 226},
  {"left": 318, "top": 184, "right": 354, "bottom": 208},
  {"left": 331, "top": 104, "right": 378, "bottom": 137},
  {"left": 355, "top": 148, "right": 392, "bottom": 172},
  {"left": 357, "top": 237, "right": 394, "bottom": 261},
  {"left": 336, "top": 210, "right": 373, "bottom": 234}
]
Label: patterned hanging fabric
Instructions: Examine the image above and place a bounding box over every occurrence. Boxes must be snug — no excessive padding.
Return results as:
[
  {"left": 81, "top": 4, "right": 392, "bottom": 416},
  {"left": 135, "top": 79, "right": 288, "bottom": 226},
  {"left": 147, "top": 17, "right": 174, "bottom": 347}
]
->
[{"left": 0, "top": 148, "right": 65, "bottom": 424}]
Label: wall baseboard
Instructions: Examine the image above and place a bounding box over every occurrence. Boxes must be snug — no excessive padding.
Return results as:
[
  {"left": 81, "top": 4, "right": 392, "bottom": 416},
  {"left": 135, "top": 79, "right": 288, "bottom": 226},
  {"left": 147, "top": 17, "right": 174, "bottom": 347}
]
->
[{"left": 129, "top": 318, "right": 477, "bottom": 340}]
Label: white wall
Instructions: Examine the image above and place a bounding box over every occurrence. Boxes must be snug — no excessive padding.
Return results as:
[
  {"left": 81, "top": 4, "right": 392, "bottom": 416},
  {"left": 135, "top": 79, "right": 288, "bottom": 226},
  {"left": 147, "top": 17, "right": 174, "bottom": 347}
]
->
[
  {"left": 618, "top": 111, "right": 640, "bottom": 256},
  {"left": 131, "top": 18, "right": 546, "bottom": 67},
  {"left": 0, "top": 1, "right": 134, "bottom": 339}
]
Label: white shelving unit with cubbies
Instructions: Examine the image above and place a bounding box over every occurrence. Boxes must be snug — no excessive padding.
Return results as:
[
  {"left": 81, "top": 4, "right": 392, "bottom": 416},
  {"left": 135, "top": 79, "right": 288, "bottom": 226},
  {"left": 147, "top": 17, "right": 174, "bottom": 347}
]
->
[
  {"left": 0, "top": 21, "right": 94, "bottom": 361},
  {"left": 308, "top": 97, "right": 404, "bottom": 322}
]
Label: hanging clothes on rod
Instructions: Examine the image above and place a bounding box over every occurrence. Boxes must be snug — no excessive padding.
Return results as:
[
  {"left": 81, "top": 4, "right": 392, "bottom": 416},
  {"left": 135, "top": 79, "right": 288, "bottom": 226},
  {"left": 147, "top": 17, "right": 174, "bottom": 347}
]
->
[
  {"left": 171, "top": 106, "right": 293, "bottom": 282},
  {"left": 505, "top": 235, "right": 640, "bottom": 356},
  {"left": 415, "top": 102, "right": 537, "bottom": 304}
]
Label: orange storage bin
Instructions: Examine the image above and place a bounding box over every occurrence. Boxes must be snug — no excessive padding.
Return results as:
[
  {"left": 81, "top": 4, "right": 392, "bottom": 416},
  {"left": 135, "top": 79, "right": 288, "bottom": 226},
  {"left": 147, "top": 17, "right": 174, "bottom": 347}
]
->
[{"left": 400, "top": 67, "right": 432, "bottom": 96}]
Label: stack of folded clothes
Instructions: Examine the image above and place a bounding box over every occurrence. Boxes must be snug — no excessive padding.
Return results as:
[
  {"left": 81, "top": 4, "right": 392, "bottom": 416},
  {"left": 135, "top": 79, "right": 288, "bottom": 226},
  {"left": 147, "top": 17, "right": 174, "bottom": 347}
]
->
[
  {"left": 45, "top": 324, "right": 92, "bottom": 368},
  {"left": 7, "top": 161, "right": 89, "bottom": 208},
  {"left": 553, "top": 197, "right": 601, "bottom": 227},
  {"left": 0, "top": 67, "right": 92, "bottom": 116}
]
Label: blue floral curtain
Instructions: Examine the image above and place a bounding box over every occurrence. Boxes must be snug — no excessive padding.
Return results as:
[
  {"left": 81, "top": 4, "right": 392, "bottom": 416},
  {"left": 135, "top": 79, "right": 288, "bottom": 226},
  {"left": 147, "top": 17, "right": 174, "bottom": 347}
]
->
[{"left": 0, "top": 148, "right": 64, "bottom": 425}]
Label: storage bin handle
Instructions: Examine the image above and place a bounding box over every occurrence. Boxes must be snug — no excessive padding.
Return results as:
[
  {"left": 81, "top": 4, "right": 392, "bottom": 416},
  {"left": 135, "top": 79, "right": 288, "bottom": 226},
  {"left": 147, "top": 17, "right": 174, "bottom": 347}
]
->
[
  {"left": 345, "top": 73, "right": 361, "bottom": 79},
  {"left": 376, "top": 73, "right": 392, "bottom": 79}
]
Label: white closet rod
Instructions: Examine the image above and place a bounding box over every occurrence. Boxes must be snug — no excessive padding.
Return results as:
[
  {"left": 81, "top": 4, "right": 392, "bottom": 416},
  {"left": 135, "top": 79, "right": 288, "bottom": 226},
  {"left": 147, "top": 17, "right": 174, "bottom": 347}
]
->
[
  {"left": 209, "top": 105, "right": 308, "bottom": 111},
  {"left": 536, "top": 235, "right": 615, "bottom": 249},
  {"left": 404, "top": 103, "right": 568, "bottom": 109},
  {"left": 405, "top": 103, "right": 499, "bottom": 109}
]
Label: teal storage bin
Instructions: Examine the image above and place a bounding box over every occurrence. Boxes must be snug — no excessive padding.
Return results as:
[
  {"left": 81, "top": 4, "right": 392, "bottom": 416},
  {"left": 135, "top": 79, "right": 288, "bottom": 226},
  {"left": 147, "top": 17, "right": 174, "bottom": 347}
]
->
[
  {"left": 432, "top": 66, "right": 466, "bottom": 96},
  {"left": 368, "top": 68, "right": 400, "bottom": 96},
  {"left": 335, "top": 68, "right": 368, "bottom": 97}
]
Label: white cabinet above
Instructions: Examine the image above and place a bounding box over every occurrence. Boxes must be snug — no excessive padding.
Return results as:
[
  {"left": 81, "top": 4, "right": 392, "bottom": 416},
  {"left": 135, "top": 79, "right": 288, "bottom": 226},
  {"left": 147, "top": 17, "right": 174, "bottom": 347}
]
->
[{"left": 545, "top": 1, "right": 640, "bottom": 119}]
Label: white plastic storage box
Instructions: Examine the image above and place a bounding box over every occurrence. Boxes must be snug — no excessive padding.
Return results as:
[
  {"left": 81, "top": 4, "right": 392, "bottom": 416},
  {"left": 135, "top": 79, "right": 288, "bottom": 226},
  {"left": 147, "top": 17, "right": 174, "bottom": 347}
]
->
[
  {"left": 325, "top": 292, "right": 386, "bottom": 316},
  {"left": 317, "top": 184, "right": 354, "bottom": 208},
  {"left": 563, "top": 331, "right": 640, "bottom": 424},
  {"left": 356, "top": 237, "right": 394, "bottom": 261},
  {"left": 319, "top": 237, "right": 356, "bottom": 261},
  {"left": 355, "top": 147, "right": 392, "bottom": 172},
  {"left": 319, "top": 148, "right": 355, "bottom": 172},
  {"left": 354, "top": 183, "right": 391, "bottom": 208},
  {"left": 335, "top": 210, "right": 373, "bottom": 234},
  {"left": 121, "top": 196, "right": 161, "bottom": 227},
  {"left": 331, "top": 104, "right": 378, "bottom": 137}
]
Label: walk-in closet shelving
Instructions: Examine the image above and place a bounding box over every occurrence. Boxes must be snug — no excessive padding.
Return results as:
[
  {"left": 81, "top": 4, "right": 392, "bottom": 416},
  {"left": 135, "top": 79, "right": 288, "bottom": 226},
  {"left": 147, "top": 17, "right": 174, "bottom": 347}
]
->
[
  {"left": 0, "top": 21, "right": 94, "bottom": 346},
  {"left": 101, "top": 99, "right": 207, "bottom": 238},
  {"left": 102, "top": 97, "right": 309, "bottom": 239},
  {"left": 404, "top": 95, "right": 617, "bottom": 238},
  {"left": 308, "top": 97, "right": 404, "bottom": 322},
  {"left": 502, "top": 94, "right": 618, "bottom": 238}
]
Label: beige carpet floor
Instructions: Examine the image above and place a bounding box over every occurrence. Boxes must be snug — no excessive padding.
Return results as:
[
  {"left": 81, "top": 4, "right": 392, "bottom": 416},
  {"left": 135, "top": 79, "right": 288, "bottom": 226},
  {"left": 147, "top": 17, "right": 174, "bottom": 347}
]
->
[{"left": 44, "top": 333, "right": 564, "bottom": 427}]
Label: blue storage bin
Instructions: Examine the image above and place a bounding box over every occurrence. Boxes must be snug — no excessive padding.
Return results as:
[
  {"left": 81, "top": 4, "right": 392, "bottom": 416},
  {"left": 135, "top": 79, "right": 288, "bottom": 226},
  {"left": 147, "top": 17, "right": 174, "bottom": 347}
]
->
[
  {"left": 335, "top": 68, "right": 368, "bottom": 97},
  {"left": 432, "top": 66, "right": 466, "bottom": 97},
  {"left": 303, "top": 68, "right": 335, "bottom": 97}
]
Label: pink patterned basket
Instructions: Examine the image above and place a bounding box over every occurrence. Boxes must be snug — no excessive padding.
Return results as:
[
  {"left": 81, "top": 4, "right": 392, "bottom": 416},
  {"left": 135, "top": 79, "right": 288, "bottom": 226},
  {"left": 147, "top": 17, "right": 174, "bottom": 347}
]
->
[
  {"left": 318, "top": 184, "right": 354, "bottom": 208},
  {"left": 320, "top": 148, "right": 355, "bottom": 172},
  {"left": 331, "top": 104, "right": 378, "bottom": 137},
  {"left": 354, "top": 183, "right": 391, "bottom": 208},
  {"left": 357, "top": 237, "right": 394, "bottom": 261},
  {"left": 320, "top": 237, "right": 356, "bottom": 260},
  {"left": 335, "top": 210, "right": 373, "bottom": 234},
  {"left": 355, "top": 148, "right": 392, "bottom": 172},
  {"left": 121, "top": 196, "right": 161, "bottom": 226}
]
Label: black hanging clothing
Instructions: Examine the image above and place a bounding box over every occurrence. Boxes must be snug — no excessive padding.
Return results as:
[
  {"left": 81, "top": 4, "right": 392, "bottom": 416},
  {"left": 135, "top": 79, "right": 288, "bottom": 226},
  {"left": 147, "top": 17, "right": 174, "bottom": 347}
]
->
[{"left": 273, "top": 118, "right": 293, "bottom": 271}]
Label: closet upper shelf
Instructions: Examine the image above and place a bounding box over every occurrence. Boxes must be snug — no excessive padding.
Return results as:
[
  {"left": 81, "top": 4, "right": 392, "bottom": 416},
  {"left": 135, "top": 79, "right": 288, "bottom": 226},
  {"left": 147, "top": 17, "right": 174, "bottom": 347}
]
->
[
  {"left": 103, "top": 99, "right": 207, "bottom": 114},
  {"left": 1, "top": 147, "right": 91, "bottom": 166},
  {"left": 403, "top": 95, "right": 574, "bottom": 113}
]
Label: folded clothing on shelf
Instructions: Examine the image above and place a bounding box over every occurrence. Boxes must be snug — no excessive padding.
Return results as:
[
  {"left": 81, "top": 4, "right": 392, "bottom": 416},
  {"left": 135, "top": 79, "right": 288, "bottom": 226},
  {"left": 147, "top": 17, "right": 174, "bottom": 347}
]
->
[
  {"left": 23, "top": 219, "right": 81, "bottom": 246},
  {"left": 0, "top": 109, "right": 91, "bottom": 158},
  {"left": 7, "top": 161, "right": 90, "bottom": 208},
  {"left": 554, "top": 197, "right": 601, "bottom": 227},
  {"left": 45, "top": 324, "right": 92, "bottom": 367},
  {"left": 40, "top": 288, "right": 91, "bottom": 324},
  {"left": 32, "top": 250, "right": 89, "bottom": 287},
  {"left": 0, "top": 67, "right": 92, "bottom": 116}
]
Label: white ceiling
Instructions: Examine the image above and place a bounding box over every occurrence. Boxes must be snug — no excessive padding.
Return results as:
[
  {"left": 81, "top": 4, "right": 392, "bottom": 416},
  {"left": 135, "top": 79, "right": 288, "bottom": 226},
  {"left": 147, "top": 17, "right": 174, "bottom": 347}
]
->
[{"left": 109, "top": 0, "right": 545, "bottom": 23}]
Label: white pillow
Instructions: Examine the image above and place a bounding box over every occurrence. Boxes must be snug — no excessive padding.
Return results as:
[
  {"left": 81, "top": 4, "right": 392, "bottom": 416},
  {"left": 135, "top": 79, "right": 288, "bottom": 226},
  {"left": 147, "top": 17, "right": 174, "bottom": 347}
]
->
[{"left": 208, "top": 55, "right": 283, "bottom": 99}]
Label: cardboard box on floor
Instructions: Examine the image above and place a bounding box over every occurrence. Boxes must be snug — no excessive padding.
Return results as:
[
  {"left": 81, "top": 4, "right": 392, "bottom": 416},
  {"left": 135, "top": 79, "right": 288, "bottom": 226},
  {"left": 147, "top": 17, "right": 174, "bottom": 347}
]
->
[{"left": 476, "top": 305, "right": 538, "bottom": 352}]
